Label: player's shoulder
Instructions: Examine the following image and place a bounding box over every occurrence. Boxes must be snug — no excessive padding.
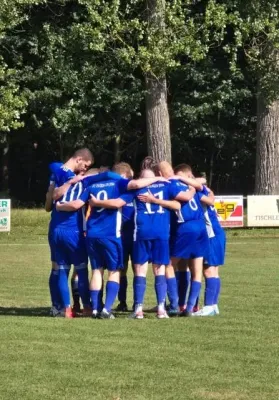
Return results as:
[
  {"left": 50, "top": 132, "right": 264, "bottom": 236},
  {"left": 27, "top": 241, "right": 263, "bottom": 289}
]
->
[
  {"left": 148, "top": 180, "right": 168, "bottom": 189},
  {"left": 91, "top": 179, "right": 117, "bottom": 188},
  {"left": 170, "top": 179, "right": 188, "bottom": 189}
]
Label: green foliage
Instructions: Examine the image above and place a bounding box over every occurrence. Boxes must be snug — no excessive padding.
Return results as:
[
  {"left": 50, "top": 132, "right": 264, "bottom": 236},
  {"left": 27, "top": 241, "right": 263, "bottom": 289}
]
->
[
  {"left": 0, "top": 63, "right": 26, "bottom": 132},
  {"left": 78, "top": 0, "right": 229, "bottom": 77},
  {"left": 2, "top": 0, "right": 277, "bottom": 199},
  {"left": 0, "top": 0, "right": 46, "bottom": 133},
  {"left": 220, "top": 0, "right": 279, "bottom": 102}
]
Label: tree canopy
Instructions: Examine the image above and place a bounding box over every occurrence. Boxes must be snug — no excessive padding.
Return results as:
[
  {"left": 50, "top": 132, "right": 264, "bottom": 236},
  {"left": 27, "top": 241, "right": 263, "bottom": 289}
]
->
[{"left": 1, "top": 0, "right": 279, "bottom": 202}]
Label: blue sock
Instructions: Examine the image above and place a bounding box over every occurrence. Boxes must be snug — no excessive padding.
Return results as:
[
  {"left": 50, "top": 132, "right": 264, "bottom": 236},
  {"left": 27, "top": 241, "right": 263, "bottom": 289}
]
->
[
  {"left": 90, "top": 290, "right": 101, "bottom": 311},
  {"left": 76, "top": 266, "right": 90, "bottom": 307},
  {"left": 155, "top": 275, "right": 167, "bottom": 305},
  {"left": 214, "top": 277, "right": 221, "bottom": 305},
  {"left": 49, "top": 269, "right": 61, "bottom": 309},
  {"left": 118, "top": 276, "right": 128, "bottom": 303},
  {"left": 176, "top": 271, "right": 190, "bottom": 307},
  {"left": 134, "top": 276, "right": 146, "bottom": 306},
  {"left": 204, "top": 278, "right": 217, "bottom": 306},
  {"left": 104, "top": 281, "right": 119, "bottom": 312},
  {"left": 167, "top": 277, "right": 178, "bottom": 310},
  {"left": 58, "top": 266, "right": 71, "bottom": 308},
  {"left": 186, "top": 281, "right": 202, "bottom": 313},
  {"left": 99, "top": 286, "right": 104, "bottom": 311}
]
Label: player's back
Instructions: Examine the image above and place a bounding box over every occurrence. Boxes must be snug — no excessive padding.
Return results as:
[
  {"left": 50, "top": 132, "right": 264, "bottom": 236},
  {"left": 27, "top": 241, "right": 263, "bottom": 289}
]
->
[
  {"left": 172, "top": 180, "right": 203, "bottom": 219},
  {"left": 53, "top": 166, "right": 83, "bottom": 230},
  {"left": 85, "top": 179, "right": 125, "bottom": 239},
  {"left": 133, "top": 182, "right": 174, "bottom": 240}
]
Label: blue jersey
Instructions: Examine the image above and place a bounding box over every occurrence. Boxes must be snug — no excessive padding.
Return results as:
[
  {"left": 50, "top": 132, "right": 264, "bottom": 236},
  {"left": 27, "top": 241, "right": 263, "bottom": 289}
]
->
[
  {"left": 124, "top": 181, "right": 180, "bottom": 240},
  {"left": 80, "top": 179, "right": 129, "bottom": 239},
  {"left": 53, "top": 181, "right": 84, "bottom": 230},
  {"left": 199, "top": 186, "right": 223, "bottom": 236},
  {"left": 51, "top": 166, "right": 84, "bottom": 230},
  {"left": 170, "top": 179, "right": 204, "bottom": 235},
  {"left": 54, "top": 166, "right": 75, "bottom": 187}
]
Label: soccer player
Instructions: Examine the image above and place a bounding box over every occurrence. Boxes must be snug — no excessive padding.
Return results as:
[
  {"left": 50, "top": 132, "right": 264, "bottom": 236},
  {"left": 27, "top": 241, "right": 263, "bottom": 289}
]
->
[
  {"left": 158, "top": 161, "right": 209, "bottom": 316},
  {"left": 56, "top": 163, "right": 163, "bottom": 318},
  {"left": 116, "top": 164, "right": 135, "bottom": 312},
  {"left": 89, "top": 169, "right": 181, "bottom": 319},
  {"left": 45, "top": 171, "right": 62, "bottom": 316},
  {"left": 194, "top": 185, "right": 226, "bottom": 316},
  {"left": 170, "top": 164, "right": 204, "bottom": 313},
  {"left": 56, "top": 173, "right": 130, "bottom": 318},
  {"left": 52, "top": 148, "right": 93, "bottom": 318}
]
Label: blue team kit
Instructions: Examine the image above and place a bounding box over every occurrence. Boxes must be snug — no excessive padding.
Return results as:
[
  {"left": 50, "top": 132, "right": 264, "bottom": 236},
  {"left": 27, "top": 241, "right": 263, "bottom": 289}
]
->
[
  {"left": 198, "top": 186, "right": 226, "bottom": 266},
  {"left": 48, "top": 165, "right": 224, "bottom": 268}
]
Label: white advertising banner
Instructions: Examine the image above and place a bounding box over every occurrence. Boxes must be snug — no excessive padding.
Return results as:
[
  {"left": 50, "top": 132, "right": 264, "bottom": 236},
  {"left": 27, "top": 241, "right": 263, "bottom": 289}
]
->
[
  {"left": 247, "top": 195, "right": 279, "bottom": 227},
  {"left": 0, "top": 199, "right": 11, "bottom": 232},
  {"left": 214, "top": 196, "right": 244, "bottom": 228}
]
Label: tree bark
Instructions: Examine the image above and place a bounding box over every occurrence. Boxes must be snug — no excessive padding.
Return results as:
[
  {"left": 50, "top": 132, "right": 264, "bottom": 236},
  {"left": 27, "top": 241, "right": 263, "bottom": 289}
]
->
[
  {"left": 145, "top": 0, "right": 171, "bottom": 163},
  {"left": 255, "top": 92, "right": 279, "bottom": 194},
  {"left": 145, "top": 74, "right": 171, "bottom": 163}
]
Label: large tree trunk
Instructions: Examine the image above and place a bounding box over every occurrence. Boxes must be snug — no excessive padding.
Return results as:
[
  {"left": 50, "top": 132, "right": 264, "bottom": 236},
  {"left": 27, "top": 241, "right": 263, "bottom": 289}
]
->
[
  {"left": 145, "top": 74, "right": 171, "bottom": 163},
  {"left": 255, "top": 92, "right": 279, "bottom": 194},
  {"left": 145, "top": 0, "right": 171, "bottom": 163}
]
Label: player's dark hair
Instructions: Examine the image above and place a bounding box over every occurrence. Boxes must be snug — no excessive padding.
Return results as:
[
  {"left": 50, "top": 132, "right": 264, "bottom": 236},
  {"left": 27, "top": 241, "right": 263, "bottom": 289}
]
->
[
  {"left": 174, "top": 163, "right": 192, "bottom": 174},
  {"left": 140, "top": 156, "right": 159, "bottom": 176},
  {"left": 73, "top": 148, "right": 94, "bottom": 163}
]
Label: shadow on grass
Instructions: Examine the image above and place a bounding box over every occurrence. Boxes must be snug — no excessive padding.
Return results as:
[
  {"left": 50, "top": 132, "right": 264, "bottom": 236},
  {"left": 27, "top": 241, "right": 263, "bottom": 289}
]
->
[{"left": 0, "top": 307, "right": 50, "bottom": 317}]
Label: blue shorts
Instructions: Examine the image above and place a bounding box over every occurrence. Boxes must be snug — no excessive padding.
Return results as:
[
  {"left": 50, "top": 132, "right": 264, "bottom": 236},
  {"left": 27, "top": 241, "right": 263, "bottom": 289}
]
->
[
  {"left": 133, "top": 239, "right": 170, "bottom": 265},
  {"left": 86, "top": 237, "right": 123, "bottom": 271},
  {"left": 170, "top": 220, "right": 209, "bottom": 260},
  {"left": 122, "top": 236, "right": 133, "bottom": 265},
  {"left": 48, "top": 228, "right": 56, "bottom": 263},
  {"left": 53, "top": 228, "right": 88, "bottom": 266},
  {"left": 204, "top": 229, "right": 226, "bottom": 266}
]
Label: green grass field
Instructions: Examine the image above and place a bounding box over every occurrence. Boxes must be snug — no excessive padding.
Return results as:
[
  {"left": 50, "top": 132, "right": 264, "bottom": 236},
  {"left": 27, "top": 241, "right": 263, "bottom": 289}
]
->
[{"left": 1, "top": 210, "right": 279, "bottom": 400}]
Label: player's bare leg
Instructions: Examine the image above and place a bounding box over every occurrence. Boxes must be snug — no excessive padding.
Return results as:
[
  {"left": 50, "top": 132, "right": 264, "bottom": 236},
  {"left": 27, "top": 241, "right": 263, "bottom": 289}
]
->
[
  {"left": 90, "top": 268, "right": 104, "bottom": 317},
  {"left": 71, "top": 269, "right": 81, "bottom": 316},
  {"left": 116, "top": 263, "right": 129, "bottom": 312}
]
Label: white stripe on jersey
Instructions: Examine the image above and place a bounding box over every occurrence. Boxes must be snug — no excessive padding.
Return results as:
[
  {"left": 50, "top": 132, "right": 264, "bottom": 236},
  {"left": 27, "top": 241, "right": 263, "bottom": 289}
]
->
[
  {"left": 116, "top": 209, "right": 122, "bottom": 238},
  {"left": 203, "top": 208, "right": 215, "bottom": 238},
  {"left": 133, "top": 199, "right": 138, "bottom": 241}
]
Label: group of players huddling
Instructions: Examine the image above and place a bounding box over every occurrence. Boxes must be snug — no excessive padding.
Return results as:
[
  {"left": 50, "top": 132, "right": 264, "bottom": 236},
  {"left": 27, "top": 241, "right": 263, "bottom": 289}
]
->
[{"left": 45, "top": 148, "right": 226, "bottom": 319}]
